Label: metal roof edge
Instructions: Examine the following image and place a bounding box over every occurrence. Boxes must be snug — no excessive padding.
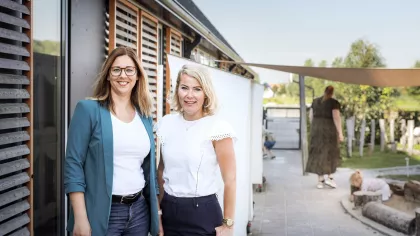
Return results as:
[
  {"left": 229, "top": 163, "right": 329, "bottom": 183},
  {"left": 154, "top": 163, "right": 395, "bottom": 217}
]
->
[{"left": 155, "top": 0, "right": 259, "bottom": 79}]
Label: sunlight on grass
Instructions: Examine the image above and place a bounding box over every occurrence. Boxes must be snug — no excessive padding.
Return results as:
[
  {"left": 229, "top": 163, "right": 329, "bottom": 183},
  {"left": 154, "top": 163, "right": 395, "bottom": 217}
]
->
[{"left": 340, "top": 145, "right": 420, "bottom": 169}]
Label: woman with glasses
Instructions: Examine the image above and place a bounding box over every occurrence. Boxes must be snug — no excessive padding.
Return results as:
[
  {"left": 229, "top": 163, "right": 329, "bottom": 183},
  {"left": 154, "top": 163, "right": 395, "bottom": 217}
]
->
[{"left": 64, "top": 47, "right": 163, "bottom": 236}]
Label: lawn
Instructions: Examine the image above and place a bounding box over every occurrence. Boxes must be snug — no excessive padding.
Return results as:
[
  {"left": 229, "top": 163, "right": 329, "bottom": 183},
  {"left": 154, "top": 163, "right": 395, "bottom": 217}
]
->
[
  {"left": 340, "top": 145, "right": 420, "bottom": 169},
  {"left": 377, "top": 174, "right": 420, "bottom": 182}
]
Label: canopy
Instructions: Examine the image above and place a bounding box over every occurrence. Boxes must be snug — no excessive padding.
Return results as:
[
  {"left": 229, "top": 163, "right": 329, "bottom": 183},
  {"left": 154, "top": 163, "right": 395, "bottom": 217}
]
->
[{"left": 219, "top": 61, "right": 420, "bottom": 87}]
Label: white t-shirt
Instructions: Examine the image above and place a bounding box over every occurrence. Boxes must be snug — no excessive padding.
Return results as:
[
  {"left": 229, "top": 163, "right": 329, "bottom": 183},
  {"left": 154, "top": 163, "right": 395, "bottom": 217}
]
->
[
  {"left": 111, "top": 113, "right": 150, "bottom": 195},
  {"left": 361, "top": 178, "right": 388, "bottom": 192},
  {"left": 155, "top": 113, "right": 237, "bottom": 197}
]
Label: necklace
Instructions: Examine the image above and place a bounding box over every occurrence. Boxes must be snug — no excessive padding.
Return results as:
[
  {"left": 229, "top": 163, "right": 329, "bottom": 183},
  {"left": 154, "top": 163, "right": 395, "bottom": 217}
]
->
[
  {"left": 183, "top": 119, "right": 199, "bottom": 131},
  {"left": 182, "top": 114, "right": 200, "bottom": 131}
]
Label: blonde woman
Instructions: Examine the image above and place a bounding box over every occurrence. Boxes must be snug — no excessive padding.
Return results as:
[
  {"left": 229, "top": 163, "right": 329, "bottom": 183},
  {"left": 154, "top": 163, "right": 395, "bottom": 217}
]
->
[
  {"left": 306, "top": 85, "right": 344, "bottom": 189},
  {"left": 156, "top": 64, "right": 237, "bottom": 236},
  {"left": 64, "top": 47, "right": 163, "bottom": 236}
]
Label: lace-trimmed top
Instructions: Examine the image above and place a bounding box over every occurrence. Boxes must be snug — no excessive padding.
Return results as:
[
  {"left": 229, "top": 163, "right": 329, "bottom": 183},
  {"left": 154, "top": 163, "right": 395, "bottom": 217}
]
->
[{"left": 154, "top": 113, "right": 237, "bottom": 197}]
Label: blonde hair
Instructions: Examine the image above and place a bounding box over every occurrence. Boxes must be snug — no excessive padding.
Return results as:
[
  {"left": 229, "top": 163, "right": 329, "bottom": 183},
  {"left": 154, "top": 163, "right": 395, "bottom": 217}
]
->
[
  {"left": 91, "top": 47, "right": 153, "bottom": 117},
  {"left": 350, "top": 169, "right": 363, "bottom": 187},
  {"left": 171, "top": 64, "right": 218, "bottom": 116}
]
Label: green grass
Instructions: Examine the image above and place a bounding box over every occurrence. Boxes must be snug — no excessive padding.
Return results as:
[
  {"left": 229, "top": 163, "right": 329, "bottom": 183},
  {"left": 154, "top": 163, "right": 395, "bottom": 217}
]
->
[
  {"left": 340, "top": 145, "right": 420, "bottom": 169},
  {"left": 377, "top": 174, "right": 420, "bottom": 182},
  {"left": 393, "top": 94, "right": 420, "bottom": 111}
]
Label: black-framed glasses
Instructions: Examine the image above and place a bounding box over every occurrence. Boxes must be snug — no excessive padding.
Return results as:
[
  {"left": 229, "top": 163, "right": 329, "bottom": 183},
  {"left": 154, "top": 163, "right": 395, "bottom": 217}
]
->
[{"left": 110, "top": 66, "right": 137, "bottom": 77}]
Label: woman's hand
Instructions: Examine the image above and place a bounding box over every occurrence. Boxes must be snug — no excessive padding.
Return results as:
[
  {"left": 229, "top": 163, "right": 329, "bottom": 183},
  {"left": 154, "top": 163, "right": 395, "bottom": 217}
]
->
[
  {"left": 73, "top": 217, "right": 91, "bottom": 236},
  {"left": 338, "top": 133, "right": 344, "bottom": 142},
  {"left": 215, "top": 225, "right": 233, "bottom": 236},
  {"left": 158, "top": 215, "right": 164, "bottom": 236}
]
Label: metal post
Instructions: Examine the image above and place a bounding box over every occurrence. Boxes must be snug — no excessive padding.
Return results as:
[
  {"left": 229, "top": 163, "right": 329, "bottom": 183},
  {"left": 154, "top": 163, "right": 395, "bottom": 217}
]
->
[{"left": 299, "top": 75, "right": 308, "bottom": 176}]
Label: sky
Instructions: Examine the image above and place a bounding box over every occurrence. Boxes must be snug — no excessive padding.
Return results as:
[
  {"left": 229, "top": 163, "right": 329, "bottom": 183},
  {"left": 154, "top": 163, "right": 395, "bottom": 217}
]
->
[
  {"left": 33, "top": 0, "right": 61, "bottom": 41},
  {"left": 193, "top": 0, "right": 420, "bottom": 83}
]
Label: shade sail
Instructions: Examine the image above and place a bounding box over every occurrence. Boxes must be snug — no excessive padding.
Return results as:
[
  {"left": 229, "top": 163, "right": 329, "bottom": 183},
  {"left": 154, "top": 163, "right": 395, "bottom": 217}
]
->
[{"left": 218, "top": 61, "right": 420, "bottom": 87}]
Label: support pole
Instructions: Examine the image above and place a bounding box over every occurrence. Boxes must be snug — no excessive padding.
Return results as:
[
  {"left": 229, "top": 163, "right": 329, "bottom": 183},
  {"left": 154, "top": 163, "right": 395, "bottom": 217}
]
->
[{"left": 299, "top": 75, "right": 308, "bottom": 176}]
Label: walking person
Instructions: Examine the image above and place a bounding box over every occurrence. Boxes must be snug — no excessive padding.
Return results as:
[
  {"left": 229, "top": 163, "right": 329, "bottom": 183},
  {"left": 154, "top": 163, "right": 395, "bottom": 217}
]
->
[
  {"left": 306, "top": 85, "right": 344, "bottom": 189},
  {"left": 155, "top": 64, "right": 237, "bottom": 236},
  {"left": 65, "top": 47, "right": 163, "bottom": 236}
]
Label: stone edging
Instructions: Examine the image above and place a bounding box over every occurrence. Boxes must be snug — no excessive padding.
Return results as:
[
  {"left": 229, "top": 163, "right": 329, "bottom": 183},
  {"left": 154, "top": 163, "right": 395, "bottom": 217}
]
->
[{"left": 340, "top": 196, "right": 407, "bottom": 236}]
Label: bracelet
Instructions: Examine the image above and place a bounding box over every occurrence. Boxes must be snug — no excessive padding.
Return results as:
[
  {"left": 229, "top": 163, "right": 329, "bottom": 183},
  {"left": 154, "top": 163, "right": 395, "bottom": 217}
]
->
[{"left": 158, "top": 210, "right": 162, "bottom": 215}]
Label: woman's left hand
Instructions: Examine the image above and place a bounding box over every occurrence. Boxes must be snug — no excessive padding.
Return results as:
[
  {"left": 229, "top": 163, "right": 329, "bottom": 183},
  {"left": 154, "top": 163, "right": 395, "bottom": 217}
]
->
[
  {"left": 215, "top": 225, "right": 233, "bottom": 236},
  {"left": 158, "top": 216, "right": 164, "bottom": 236}
]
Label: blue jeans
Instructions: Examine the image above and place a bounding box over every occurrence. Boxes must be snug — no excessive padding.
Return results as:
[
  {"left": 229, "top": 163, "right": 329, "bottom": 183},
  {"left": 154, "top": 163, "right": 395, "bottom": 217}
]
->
[
  {"left": 107, "top": 194, "right": 150, "bottom": 236},
  {"left": 264, "top": 141, "right": 276, "bottom": 150}
]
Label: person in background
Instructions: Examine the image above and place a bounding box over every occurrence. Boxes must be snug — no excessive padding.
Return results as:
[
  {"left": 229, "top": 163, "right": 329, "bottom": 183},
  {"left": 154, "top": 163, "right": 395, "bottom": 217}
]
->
[
  {"left": 156, "top": 64, "right": 237, "bottom": 236},
  {"left": 262, "top": 126, "right": 276, "bottom": 159},
  {"left": 306, "top": 85, "right": 344, "bottom": 189},
  {"left": 64, "top": 47, "right": 163, "bottom": 236}
]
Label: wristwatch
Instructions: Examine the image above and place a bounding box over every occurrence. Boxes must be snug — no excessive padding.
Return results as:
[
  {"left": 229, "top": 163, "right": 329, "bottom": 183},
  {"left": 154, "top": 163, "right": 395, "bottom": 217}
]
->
[{"left": 222, "top": 218, "right": 234, "bottom": 228}]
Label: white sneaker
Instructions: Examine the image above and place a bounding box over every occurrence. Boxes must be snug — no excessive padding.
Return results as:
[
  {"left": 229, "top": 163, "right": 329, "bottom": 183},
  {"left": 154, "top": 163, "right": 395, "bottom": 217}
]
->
[
  {"left": 324, "top": 178, "right": 337, "bottom": 188},
  {"left": 316, "top": 181, "right": 324, "bottom": 189}
]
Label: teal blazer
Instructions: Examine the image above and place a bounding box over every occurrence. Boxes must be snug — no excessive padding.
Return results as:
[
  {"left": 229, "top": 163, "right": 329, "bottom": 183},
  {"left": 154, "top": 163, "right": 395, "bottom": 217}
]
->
[{"left": 64, "top": 99, "right": 159, "bottom": 236}]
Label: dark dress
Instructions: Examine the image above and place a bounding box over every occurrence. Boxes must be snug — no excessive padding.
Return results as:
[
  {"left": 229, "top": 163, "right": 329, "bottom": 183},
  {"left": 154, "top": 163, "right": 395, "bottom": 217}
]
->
[{"left": 306, "top": 97, "right": 341, "bottom": 175}]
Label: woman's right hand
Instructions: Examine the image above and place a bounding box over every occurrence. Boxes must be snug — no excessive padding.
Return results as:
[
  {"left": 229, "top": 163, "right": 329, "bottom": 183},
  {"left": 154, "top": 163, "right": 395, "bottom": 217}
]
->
[
  {"left": 73, "top": 218, "right": 91, "bottom": 236},
  {"left": 339, "top": 133, "right": 344, "bottom": 142}
]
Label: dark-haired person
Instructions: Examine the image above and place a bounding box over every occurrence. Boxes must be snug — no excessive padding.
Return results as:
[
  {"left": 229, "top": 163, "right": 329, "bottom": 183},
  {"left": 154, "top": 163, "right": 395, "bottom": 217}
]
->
[
  {"left": 306, "top": 85, "right": 344, "bottom": 189},
  {"left": 64, "top": 47, "right": 163, "bottom": 236}
]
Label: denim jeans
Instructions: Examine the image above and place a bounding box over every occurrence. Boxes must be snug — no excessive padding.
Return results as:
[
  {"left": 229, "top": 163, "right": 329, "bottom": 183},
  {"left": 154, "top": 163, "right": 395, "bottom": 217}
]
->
[{"left": 107, "top": 194, "right": 150, "bottom": 236}]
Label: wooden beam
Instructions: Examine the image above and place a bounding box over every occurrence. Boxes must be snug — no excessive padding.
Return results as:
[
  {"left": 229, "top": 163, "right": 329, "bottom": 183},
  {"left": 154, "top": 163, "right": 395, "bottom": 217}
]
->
[
  {"left": 23, "top": 0, "right": 33, "bottom": 234},
  {"left": 165, "top": 28, "right": 172, "bottom": 115},
  {"left": 119, "top": 0, "right": 137, "bottom": 11},
  {"left": 108, "top": 0, "right": 116, "bottom": 52}
]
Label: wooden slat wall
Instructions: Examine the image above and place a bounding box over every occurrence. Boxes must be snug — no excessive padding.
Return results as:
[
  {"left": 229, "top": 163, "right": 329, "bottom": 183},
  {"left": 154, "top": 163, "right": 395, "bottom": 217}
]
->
[
  {"left": 139, "top": 12, "right": 159, "bottom": 121},
  {"left": 164, "top": 29, "right": 183, "bottom": 114},
  {"left": 169, "top": 30, "right": 182, "bottom": 57},
  {"left": 0, "top": 0, "right": 33, "bottom": 235},
  {"left": 108, "top": 0, "right": 139, "bottom": 52}
]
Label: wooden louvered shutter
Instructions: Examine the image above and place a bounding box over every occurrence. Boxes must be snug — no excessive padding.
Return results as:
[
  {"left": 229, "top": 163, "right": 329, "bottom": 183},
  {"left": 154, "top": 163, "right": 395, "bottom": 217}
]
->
[
  {"left": 0, "top": 1, "right": 33, "bottom": 235},
  {"left": 109, "top": 0, "right": 139, "bottom": 52},
  {"left": 164, "top": 29, "right": 183, "bottom": 114},
  {"left": 169, "top": 30, "right": 182, "bottom": 57},
  {"left": 139, "top": 12, "right": 159, "bottom": 121}
]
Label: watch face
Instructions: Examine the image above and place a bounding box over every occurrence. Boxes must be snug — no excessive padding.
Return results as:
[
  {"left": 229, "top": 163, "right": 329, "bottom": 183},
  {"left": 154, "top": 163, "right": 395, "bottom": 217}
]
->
[{"left": 226, "top": 219, "right": 233, "bottom": 226}]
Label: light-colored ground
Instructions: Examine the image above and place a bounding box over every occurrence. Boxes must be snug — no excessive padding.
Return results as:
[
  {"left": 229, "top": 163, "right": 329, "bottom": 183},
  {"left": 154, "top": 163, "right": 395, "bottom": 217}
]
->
[{"left": 251, "top": 150, "right": 384, "bottom": 236}]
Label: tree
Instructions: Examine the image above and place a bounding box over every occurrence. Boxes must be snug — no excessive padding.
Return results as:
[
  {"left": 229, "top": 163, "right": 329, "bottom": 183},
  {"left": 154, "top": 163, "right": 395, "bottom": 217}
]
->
[
  {"left": 333, "top": 39, "right": 394, "bottom": 119},
  {"left": 415, "top": 60, "right": 420, "bottom": 68}
]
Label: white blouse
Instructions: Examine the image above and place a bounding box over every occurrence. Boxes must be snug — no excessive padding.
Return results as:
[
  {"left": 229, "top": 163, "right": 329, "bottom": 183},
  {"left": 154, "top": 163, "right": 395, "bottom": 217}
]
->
[
  {"left": 155, "top": 113, "right": 237, "bottom": 197},
  {"left": 111, "top": 113, "right": 150, "bottom": 195}
]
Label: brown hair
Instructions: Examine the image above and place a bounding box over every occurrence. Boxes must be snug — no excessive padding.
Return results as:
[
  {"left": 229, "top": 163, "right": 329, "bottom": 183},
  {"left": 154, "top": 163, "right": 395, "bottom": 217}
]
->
[
  {"left": 349, "top": 169, "right": 363, "bottom": 187},
  {"left": 91, "top": 47, "right": 153, "bottom": 117},
  {"left": 171, "top": 64, "right": 218, "bottom": 116},
  {"left": 322, "top": 85, "right": 334, "bottom": 102}
]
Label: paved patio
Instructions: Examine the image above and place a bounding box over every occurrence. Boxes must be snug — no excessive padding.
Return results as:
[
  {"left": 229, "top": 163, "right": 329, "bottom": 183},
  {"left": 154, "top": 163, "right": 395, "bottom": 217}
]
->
[{"left": 251, "top": 150, "right": 384, "bottom": 236}]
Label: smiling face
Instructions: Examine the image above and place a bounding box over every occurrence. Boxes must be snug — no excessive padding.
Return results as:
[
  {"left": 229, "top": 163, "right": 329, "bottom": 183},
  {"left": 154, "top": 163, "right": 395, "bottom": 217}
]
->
[
  {"left": 177, "top": 73, "right": 205, "bottom": 120},
  {"left": 109, "top": 55, "right": 138, "bottom": 97}
]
